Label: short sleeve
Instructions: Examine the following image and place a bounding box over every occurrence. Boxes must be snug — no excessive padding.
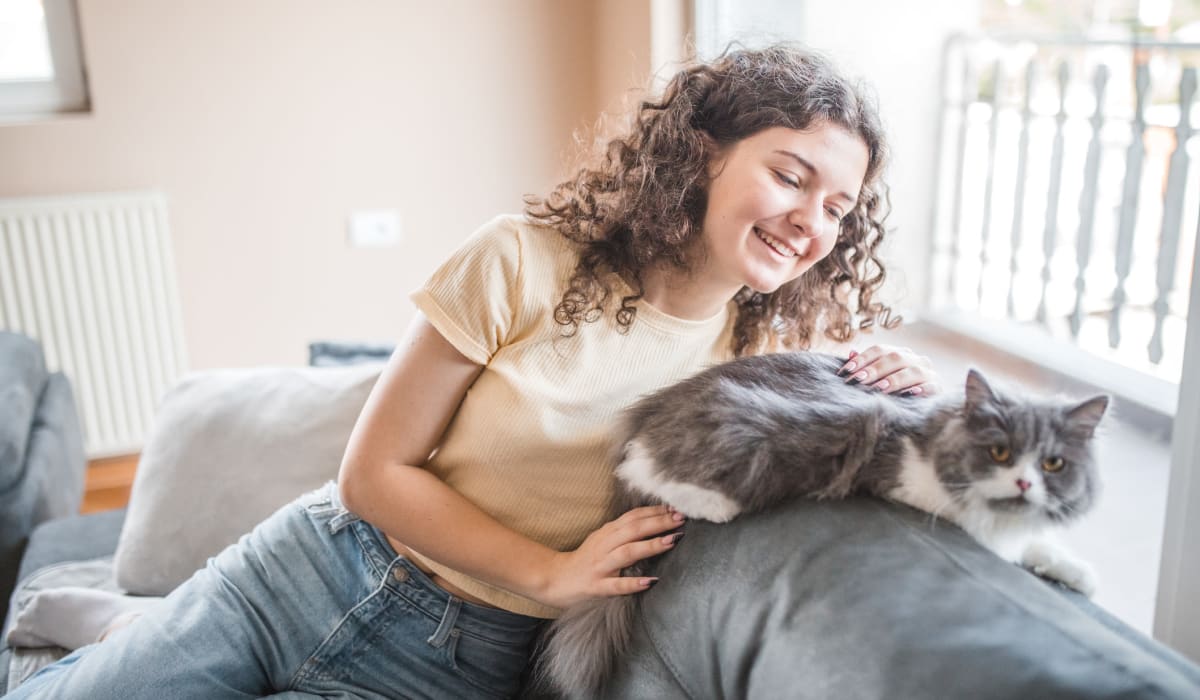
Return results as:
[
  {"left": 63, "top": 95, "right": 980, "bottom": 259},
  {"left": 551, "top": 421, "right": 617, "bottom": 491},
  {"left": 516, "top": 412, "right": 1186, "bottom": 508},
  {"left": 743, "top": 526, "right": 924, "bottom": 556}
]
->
[{"left": 410, "top": 216, "right": 524, "bottom": 365}]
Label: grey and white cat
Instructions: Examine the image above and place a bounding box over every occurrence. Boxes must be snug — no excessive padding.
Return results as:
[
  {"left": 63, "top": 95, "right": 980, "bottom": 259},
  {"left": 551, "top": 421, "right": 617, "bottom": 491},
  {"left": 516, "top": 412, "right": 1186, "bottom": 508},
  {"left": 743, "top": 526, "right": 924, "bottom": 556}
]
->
[{"left": 538, "top": 351, "right": 1109, "bottom": 697}]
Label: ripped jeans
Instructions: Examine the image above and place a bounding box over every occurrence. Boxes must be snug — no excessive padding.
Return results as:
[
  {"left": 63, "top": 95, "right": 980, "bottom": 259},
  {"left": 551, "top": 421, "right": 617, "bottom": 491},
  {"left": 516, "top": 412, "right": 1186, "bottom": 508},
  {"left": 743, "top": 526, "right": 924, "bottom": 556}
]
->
[{"left": 4, "top": 482, "right": 545, "bottom": 699}]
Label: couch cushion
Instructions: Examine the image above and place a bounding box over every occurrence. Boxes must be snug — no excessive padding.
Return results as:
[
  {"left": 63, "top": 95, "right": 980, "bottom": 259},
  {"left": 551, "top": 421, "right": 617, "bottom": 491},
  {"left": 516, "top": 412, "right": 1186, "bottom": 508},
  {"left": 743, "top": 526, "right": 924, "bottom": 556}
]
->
[
  {"left": 602, "top": 498, "right": 1200, "bottom": 699},
  {"left": 15, "top": 509, "right": 126, "bottom": 590},
  {"left": 3, "top": 557, "right": 119, "bottom": 693},
  {"left": 113, "top": 364, "right": 380, "bottom": 595},
  {"left": 307, "top": 341, "right": 394, "bottom": 367},
  {"left": 3, "top": 510, "right": 124, "bottom": 636}
]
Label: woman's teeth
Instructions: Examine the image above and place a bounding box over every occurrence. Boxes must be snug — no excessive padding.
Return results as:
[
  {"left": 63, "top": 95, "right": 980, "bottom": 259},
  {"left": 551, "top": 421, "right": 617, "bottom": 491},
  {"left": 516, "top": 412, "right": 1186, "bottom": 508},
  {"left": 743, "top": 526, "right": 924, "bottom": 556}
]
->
[{"left": 754, "top": 227, "right": 798, "bottom": 258}]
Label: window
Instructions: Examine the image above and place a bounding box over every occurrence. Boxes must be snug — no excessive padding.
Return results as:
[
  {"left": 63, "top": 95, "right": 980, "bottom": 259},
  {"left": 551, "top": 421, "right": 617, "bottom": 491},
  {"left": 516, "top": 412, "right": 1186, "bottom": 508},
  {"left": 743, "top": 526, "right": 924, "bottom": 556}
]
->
[
  {"left": 0, "top": 0, "right": 89, "bottom": 120},
  {"left": 692, "top": 0, "right": 806, "bottom": 60}
]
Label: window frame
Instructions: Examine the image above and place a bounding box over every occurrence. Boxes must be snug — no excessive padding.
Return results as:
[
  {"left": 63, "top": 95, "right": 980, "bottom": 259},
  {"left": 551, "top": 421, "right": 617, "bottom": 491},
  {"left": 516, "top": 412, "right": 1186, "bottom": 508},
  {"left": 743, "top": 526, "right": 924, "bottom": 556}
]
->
[{"left": 0, "top": 0, "right": 89, "bottom": 120}]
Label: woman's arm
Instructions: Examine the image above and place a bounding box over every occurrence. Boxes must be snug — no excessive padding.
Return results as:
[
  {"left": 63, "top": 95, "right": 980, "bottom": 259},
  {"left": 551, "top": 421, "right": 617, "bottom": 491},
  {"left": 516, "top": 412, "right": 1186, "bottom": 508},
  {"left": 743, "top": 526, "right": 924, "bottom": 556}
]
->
[{"left": 338, "top": 312, "right": 683, "bottom": 610}]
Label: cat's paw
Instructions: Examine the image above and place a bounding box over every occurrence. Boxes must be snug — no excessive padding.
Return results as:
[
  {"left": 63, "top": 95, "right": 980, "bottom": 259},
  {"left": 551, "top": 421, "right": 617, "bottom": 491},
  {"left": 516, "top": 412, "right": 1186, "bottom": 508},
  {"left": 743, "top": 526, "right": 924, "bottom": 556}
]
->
[
  {"left": 1020, "top": 540, "right": 1098, "bottom": 597},
  {"left": 616, "top": 441, "right": 742, "bottom": 523},
  {"left": 670, "top": 490, "right": 742, "bottom": 523}
]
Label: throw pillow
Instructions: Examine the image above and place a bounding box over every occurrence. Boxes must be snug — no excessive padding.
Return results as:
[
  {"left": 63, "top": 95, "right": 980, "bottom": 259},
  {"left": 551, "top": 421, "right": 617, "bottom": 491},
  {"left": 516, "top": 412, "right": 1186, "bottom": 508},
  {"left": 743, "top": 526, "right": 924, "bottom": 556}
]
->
[{"left": 113, "top": 364, "right": 380, "bottom": 595}]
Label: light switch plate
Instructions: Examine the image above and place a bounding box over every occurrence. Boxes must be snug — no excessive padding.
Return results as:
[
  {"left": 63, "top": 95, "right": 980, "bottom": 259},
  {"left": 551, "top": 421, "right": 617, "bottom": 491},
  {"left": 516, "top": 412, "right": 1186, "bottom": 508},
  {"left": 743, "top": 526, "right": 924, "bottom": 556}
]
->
[{"left": 348, "top": 209, "right": 402, "bottom": 248}]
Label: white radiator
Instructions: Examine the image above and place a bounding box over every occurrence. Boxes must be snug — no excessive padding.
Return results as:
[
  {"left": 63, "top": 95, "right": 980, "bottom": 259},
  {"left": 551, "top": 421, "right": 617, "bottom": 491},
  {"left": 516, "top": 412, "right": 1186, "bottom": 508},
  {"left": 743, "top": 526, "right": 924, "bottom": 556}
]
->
[{"left": 0, "top": 191, "right": 188, "bottom": 458}]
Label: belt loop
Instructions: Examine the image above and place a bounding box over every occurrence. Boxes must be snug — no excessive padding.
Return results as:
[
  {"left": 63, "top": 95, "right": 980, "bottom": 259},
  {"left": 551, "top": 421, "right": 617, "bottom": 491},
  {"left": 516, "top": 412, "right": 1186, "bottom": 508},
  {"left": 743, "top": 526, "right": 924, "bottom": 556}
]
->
[
  {"left": 426, "top": 597, "right": 462, "bottom": 648},
  {"left": 327, "top": 509, "right": 361, "bottom": 534}
]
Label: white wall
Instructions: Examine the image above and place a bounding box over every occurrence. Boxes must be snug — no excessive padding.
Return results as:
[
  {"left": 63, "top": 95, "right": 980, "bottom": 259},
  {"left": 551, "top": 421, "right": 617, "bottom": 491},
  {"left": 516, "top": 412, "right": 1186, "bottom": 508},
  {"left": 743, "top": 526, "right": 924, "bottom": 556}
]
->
[
  {"left": 1156, "top": 241, "right": 1200, "bottom": 661},
  {"left": 795, "top": 1, "right": 980, "bottom": 313}
]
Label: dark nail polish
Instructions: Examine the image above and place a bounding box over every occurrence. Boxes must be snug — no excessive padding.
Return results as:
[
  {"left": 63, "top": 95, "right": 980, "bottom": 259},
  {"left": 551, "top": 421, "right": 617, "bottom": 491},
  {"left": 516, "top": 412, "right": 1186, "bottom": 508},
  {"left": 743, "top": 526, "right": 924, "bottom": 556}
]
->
[
  {"left": 671, "top": 532, "right": 685, "bottom": 545},
  {"left": 647, "top": 578, "right": 659, "bottom": 588}
]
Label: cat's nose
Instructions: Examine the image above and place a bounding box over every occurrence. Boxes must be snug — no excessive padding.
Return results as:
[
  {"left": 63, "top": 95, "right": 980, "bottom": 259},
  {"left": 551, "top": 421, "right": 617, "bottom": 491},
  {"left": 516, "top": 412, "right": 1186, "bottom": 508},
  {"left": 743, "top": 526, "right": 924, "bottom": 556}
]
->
[{"left": 1016, "top": 478, "right": 1032, "bottom": 493}]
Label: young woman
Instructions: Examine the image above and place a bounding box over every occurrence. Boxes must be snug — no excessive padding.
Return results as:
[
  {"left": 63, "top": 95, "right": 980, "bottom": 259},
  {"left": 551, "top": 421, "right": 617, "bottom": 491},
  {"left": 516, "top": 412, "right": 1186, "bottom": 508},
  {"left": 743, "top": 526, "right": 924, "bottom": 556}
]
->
[{"left": 6, "top": 44, "right": 936, "bottom": 699}]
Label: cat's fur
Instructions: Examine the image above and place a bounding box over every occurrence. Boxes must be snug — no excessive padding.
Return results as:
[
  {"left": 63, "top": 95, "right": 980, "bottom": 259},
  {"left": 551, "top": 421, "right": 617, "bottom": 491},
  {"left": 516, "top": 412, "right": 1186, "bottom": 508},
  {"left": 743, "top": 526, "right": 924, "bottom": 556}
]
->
[{"left": 537, "top": 351, "right": 1109, "bottom": 698}]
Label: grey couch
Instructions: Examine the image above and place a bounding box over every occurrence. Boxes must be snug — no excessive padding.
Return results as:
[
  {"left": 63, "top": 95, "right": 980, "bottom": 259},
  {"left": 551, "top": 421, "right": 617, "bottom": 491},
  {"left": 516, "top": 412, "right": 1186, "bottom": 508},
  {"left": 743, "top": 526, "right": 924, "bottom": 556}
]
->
[
  {"left": 599, "top": 499, "right": 1200, "bottom": 698},
  {"left": 3, "top": 339, "right": 1198, "bottom": 698},
  {"left": 0, "top": 333, "right": 90, "bottom": 691},
  {"left": 0, "top": 332, "right": 87, "bottom": 632}
]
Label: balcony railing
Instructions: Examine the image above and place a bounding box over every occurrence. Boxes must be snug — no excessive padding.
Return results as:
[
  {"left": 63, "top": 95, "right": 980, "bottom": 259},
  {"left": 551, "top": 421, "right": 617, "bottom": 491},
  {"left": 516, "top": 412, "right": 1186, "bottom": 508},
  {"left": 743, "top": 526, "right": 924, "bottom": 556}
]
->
[{"left": 930, "top": 33, "right": 1200, "bottom": 393}]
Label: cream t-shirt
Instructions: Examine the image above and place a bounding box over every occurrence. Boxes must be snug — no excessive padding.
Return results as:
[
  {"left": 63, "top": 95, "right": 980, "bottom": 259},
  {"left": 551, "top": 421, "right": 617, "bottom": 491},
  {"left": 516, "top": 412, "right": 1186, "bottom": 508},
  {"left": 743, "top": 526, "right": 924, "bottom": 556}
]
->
[{"left": 407, "top": 214, "right": 735, "bottom": 618}]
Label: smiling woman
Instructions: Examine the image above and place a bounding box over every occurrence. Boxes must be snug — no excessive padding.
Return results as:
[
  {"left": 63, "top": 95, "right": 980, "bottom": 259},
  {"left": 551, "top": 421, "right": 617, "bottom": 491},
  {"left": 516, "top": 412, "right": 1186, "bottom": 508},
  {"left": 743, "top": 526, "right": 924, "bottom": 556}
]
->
[
  {"left": 527, "top": 44, "right": 896, "bottom": 357},
  {"left": 696, "top": 125, "right": 870, "bottom": 300}
]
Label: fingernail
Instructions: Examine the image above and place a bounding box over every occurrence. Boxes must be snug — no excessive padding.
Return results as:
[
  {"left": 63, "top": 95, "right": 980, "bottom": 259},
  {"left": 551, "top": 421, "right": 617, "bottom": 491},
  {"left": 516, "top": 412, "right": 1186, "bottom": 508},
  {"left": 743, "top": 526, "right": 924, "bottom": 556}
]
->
[
  {"left": 643, "top": 578, "right": 658, "bottom": 587},
  {"left": 874, "top": 379, "right": 889, "bottom": 391},
  {"left": 839, "top": 361, "right": 857, "bottom": 375},
  {"left": 671, "top": 532, "right": 685, "bottom": 545},
  {"left": 907, "top": 386, "right": 923, "bottom": 396},
  {"left": 672, "top": 512, "right": 686, "bottom": 522},
  {"left": 848, "top": 350, "right": 858, "bottom": 358}
]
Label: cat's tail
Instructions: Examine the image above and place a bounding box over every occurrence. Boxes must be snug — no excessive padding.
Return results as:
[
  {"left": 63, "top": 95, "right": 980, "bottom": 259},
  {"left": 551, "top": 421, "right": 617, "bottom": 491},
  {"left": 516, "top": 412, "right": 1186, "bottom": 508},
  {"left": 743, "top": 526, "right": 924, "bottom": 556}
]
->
[{"left": 534, "top": 589, "right": 639, "bottom": 698}]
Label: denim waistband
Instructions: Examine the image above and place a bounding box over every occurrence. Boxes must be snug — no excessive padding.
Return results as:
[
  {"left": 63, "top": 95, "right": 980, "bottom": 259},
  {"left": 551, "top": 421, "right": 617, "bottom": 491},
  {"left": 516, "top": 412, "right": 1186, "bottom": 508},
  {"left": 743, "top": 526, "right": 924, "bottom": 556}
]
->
[{"left": 323, "top": 484, "right": 546, "bottom": 644}]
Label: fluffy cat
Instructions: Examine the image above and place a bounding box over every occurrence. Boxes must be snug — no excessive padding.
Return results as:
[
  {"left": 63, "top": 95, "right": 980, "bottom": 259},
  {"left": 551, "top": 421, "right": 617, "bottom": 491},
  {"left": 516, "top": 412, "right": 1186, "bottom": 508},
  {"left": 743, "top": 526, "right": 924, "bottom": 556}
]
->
[{"left": 537, "top": 351, "right": 1109, "bottom": 698}]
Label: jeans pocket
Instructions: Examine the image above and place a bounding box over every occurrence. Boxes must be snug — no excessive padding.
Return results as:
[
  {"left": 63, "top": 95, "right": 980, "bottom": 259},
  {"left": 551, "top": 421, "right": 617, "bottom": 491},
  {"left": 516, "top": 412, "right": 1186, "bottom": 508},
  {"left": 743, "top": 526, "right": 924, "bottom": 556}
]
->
[{"left": 449, "top": 630, "right": 533, "bottom": 698}]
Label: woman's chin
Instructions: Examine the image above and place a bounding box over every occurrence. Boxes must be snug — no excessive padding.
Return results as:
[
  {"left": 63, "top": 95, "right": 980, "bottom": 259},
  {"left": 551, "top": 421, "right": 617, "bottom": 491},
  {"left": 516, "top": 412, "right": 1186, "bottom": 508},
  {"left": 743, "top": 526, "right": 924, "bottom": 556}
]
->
[{"left": 742, "top": 274, "right": 796, "bottom": 296}]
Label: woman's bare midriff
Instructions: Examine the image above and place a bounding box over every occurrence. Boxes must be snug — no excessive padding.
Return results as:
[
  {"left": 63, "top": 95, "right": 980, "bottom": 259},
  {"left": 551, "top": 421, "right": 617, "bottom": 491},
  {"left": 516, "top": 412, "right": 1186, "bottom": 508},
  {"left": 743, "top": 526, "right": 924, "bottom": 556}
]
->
[{"left": 385, "top": 534, "right": 499, "bottom": 609}]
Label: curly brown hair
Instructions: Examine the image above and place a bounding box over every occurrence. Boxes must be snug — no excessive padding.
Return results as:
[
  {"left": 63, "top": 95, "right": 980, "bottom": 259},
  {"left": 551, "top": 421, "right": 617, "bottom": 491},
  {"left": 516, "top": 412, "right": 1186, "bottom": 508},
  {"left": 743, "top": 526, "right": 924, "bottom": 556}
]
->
[{"left": 525, "top": 44, "right": 897, "bottom": 356}]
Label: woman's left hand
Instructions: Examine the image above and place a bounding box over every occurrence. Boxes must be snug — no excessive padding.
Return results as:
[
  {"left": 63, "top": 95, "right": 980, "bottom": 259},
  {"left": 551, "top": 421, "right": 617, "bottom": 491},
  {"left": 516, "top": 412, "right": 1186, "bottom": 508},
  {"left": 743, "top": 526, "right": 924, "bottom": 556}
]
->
[{"left": 837, "top": 345, "right": 941, "bottom": 397}]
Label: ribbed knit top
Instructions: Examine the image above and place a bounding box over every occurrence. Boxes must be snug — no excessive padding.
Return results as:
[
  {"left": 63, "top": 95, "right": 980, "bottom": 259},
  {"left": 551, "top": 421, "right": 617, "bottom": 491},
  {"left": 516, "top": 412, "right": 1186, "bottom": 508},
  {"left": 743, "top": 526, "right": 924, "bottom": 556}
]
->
[{"left": 407, "top": 214, "right": 735, "bottom": 618}]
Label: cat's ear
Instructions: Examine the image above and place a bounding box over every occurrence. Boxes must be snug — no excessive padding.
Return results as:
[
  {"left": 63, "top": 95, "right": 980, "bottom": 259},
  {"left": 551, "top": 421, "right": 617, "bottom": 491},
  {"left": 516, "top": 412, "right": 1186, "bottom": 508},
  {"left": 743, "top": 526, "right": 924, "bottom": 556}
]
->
[
  {"left": 964, "top": 369, "right": 997, "bottom": 412},
  {"left": 1065, "top": 395, "right": 1110, "bottom": 438}
]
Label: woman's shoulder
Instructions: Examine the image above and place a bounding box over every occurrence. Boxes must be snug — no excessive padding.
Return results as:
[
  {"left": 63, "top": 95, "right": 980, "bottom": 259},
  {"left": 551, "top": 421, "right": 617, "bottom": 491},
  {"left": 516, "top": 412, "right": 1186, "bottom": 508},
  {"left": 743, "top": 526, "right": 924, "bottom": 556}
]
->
[
  {"left": 468, "top": 213, "right": 578, "bottom": 284},
  {"left": 480, "top": 213, "right": 573, "bottom": 254}
]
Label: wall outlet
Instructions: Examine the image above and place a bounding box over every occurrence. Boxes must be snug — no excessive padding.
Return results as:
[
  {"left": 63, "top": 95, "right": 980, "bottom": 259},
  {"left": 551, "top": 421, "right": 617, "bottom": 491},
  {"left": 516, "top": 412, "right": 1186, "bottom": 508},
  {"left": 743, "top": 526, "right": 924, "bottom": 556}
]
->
[{"left": 348, "top": 209, "right": 402, "bottom": 248}]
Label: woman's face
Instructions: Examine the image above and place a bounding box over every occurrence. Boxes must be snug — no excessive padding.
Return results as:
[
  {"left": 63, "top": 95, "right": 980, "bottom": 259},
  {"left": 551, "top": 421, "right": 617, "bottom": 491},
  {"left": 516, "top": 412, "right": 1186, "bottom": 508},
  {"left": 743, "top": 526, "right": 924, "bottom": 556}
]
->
[{"left": 699, "top": 124, "right": 870, "bottom": 296}]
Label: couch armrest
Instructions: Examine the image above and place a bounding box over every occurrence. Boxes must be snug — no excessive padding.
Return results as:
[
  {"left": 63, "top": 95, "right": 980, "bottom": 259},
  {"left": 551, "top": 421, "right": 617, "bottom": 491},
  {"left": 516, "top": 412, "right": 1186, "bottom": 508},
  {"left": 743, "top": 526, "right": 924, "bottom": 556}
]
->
[
  {"left": 0, "top": 368, "right": 87, "bottom": 632},
  {"left": 601, "top": 498, "right": 1200, "bottom": 699}
]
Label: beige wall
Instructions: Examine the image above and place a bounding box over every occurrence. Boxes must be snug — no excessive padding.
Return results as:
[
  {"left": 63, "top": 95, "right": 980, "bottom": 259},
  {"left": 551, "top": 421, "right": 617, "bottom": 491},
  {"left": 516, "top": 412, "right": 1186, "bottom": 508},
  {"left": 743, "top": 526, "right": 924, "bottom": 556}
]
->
[
  {"left": 592, "top": 0, "right": 653, "bottom": 120},
  {"left": 589, "top": 0, "right": 690, "bottom": 142},
  {"left": 0, "top": 0, "right": 619, "bottom": 369}
]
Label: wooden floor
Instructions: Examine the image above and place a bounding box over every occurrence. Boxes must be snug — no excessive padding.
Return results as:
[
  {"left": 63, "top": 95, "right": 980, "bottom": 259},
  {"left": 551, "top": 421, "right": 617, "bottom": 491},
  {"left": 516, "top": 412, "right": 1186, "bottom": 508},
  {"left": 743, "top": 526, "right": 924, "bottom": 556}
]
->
[{"left": 82, "top": 453, "right": 139, "bottom": 513}]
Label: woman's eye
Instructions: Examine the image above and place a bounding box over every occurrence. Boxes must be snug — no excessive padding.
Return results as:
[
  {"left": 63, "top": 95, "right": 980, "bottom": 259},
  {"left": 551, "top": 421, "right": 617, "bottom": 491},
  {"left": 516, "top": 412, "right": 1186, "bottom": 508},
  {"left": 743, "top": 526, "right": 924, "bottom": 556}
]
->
[
  {"left": 825, "top": 207, "right": 843, "bottom": 221},
  {"left": 773, "top": 170, "right": 799, "bottom": 188},
  {"left": 1042, "top": 456, "right": 1065, "bottom": 473},
  {"left": 988, "top": 445, "right": 1011, "bottom": 463}
]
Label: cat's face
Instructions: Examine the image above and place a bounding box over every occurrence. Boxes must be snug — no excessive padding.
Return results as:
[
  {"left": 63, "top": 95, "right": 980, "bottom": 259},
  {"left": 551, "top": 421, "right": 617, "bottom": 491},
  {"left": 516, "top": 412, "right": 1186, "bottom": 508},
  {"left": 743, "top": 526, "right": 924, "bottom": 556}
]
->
[{"left": 944, "top": 371, "right": 1108, "bottom": 526}]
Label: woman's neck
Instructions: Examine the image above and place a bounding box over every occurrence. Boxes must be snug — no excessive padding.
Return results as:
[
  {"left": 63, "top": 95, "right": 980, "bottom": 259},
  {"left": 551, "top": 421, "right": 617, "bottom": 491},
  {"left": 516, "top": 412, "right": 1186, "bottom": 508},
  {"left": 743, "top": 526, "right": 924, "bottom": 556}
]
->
[{"left": 639, "top": 266, "right": 738, "bottom": 321}]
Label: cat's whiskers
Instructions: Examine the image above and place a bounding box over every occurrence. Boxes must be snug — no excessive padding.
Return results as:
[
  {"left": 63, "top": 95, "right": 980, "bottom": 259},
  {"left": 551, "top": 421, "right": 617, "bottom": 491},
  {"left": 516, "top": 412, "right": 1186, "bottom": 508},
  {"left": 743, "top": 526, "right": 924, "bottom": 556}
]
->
[
  {"left": 924, "top": 499, "right": 952, "bottom": 531},
  {"left": 1049, "top": 499, "right": 1086, "bottom": 523}
]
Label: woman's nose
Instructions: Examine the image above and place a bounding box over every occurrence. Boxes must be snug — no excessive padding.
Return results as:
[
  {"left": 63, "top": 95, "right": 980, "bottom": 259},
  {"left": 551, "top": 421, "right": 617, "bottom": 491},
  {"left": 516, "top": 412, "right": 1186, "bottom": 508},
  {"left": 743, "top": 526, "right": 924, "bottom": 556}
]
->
[{"left": 789, "top": 196, "right": 824, "bottom": 239}]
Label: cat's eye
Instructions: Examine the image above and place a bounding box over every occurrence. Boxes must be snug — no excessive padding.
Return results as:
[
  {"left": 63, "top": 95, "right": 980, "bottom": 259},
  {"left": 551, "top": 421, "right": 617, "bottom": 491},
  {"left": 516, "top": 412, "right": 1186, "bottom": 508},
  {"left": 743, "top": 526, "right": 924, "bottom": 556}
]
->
[
  {"left": 988, "top": 445, "right": 1011, "bottom": 463},
  {"left": 1042, "top": 457, "right": 1065, "bottom": 473}
]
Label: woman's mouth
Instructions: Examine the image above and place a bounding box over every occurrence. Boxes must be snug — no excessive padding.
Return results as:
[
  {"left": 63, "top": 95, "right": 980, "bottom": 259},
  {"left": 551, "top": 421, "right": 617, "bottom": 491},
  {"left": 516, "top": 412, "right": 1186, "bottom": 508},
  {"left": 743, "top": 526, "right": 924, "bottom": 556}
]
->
[{"left": 753, "top": 227, "right": 800, "bottom": 258}]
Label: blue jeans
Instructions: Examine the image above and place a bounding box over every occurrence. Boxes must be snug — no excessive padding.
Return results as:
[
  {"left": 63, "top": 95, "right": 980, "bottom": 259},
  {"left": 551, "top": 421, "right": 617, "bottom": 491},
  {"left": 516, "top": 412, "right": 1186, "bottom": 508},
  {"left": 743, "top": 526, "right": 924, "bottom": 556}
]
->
[{"left": 5, "top": 482, "right": 545, "bottom": 699}]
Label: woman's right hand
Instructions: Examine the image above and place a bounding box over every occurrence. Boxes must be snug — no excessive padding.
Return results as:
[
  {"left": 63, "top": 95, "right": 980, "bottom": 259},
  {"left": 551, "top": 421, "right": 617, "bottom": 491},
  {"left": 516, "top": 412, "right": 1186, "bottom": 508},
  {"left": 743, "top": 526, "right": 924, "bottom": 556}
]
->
[{"left": 538, "top": 505, "right": 685, "bottom": 609}]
